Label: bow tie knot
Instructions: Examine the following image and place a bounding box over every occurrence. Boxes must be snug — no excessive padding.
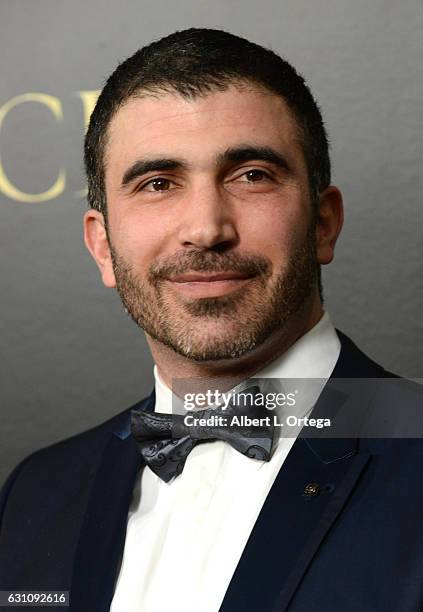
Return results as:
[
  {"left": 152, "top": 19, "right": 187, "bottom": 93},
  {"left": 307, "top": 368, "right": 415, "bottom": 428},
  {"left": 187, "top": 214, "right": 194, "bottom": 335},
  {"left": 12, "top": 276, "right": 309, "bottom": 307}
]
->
[{"left": 131, "top": 386, "right": 275, "bottom": 482}]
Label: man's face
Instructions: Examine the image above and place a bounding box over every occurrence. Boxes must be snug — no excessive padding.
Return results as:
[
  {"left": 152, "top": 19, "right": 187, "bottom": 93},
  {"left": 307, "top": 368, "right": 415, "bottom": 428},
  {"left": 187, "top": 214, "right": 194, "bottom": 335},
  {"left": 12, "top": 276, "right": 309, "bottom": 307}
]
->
[{"left": 100, "top": 84, "right": 319, "bottom": 361}]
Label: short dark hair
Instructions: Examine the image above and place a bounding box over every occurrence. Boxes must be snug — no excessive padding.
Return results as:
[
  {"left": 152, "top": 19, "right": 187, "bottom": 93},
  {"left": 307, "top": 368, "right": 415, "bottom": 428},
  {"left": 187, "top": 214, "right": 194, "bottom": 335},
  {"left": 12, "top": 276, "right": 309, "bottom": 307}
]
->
[{"left": 84, "top": 27, "right": 331, "bottom": 220}]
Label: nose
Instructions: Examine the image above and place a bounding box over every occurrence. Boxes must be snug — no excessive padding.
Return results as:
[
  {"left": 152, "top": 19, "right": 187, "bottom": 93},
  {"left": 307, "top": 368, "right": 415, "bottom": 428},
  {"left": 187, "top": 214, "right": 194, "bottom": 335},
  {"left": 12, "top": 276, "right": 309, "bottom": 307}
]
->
[{"left": 176, "top": 183, "right": 238, "bottom": 250}]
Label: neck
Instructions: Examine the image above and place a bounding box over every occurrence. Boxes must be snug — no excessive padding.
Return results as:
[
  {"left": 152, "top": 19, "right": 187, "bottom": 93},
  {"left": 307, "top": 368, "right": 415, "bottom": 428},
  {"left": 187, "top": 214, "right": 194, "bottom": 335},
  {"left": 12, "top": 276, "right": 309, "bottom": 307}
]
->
[{"left": 147, "top": 296, "right": 323, "bottom": 390}]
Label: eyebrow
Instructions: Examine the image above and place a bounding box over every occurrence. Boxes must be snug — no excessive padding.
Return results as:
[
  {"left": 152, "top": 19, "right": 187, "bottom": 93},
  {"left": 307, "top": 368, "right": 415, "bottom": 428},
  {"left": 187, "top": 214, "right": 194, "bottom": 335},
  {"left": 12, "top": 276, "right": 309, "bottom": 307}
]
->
[
  {"left": 120, "top": 145, "right": 291, "bottom": 190},
  {"left": 121, "top": 158, "right": 188, "bottom": 189},
  {"left": 217, "top": 145, "right": 291, "bottom": 172}
]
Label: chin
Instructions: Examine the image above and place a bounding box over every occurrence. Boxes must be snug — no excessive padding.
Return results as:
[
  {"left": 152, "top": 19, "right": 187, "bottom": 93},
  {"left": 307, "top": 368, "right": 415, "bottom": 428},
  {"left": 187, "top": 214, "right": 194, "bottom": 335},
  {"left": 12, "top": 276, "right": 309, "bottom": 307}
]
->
[{"left": 160, "top": 322, "right": 264, "bottom": 362}]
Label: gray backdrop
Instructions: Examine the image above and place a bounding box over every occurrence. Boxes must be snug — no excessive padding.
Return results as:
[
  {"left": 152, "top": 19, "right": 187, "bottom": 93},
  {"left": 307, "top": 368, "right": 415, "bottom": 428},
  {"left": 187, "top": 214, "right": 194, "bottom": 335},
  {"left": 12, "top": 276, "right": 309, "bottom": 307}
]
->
[{"left": 1, "top": 0, "right": 422, "bottom": 484}]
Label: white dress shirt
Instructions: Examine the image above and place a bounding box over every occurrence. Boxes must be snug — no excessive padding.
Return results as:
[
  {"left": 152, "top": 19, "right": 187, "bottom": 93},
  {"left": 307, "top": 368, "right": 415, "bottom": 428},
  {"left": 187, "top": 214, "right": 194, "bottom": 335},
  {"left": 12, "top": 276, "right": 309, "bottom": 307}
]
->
[{"left": 110, "top": 312, "right": 341, "bottom": 612}]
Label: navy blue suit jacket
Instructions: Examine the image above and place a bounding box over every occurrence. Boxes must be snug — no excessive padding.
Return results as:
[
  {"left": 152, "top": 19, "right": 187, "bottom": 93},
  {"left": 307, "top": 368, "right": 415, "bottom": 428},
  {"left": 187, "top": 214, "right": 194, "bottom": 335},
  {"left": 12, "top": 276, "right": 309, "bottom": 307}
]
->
[{"left": 1, "top": 331, "right": 422, "bottom": 611}]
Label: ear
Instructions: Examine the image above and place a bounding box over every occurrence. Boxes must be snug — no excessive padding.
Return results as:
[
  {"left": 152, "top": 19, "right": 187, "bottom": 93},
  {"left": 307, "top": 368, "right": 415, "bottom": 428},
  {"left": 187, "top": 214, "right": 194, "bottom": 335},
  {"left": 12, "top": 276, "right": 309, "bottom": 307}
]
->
[
  {"left": 315, "top": 186, "right": 344, "bottom": 265},
  {"left": 83, "top": 209, "right": 116, "bottom": 288}
]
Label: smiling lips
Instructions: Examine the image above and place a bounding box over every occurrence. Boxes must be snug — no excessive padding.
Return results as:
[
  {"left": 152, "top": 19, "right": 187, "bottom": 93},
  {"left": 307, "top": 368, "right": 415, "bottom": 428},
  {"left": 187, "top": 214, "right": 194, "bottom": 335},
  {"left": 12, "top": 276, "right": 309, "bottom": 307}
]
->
[{"left": 166, "top": 271, "right": 255, "bottom": 298}]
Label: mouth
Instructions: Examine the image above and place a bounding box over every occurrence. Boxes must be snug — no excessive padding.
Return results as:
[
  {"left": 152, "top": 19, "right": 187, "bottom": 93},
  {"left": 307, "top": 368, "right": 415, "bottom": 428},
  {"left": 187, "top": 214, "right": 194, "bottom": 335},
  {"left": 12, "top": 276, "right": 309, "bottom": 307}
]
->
[{"left": 165, "top": 271, "right": 256, "bottom": 298}]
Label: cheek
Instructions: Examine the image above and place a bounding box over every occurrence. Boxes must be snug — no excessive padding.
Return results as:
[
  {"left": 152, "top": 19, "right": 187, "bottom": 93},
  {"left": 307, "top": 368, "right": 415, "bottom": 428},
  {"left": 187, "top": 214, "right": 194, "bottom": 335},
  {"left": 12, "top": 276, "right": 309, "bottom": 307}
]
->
[
  {"left": 109, "top": 208, "right": 172, "bottom": 269},
  {"left": 239, "top": 204, "right": 308, "bottom": 263}
]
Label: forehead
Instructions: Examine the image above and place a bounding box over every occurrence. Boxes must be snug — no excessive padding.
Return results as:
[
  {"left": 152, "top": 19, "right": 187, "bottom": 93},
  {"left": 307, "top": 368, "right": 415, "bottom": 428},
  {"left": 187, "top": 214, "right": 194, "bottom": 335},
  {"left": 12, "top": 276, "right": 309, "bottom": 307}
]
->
[{"left": 105, "top": 84, "right": 304, "bottom": 177}]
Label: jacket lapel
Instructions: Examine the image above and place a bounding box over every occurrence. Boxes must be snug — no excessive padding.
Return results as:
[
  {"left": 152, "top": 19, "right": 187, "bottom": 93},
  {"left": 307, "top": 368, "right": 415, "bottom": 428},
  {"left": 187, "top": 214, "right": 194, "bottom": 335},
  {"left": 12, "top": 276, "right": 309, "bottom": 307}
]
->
[
  {"left": 70, "top": 392, "right": 154, "bottom": 612},
  {"left": 220, "top": 331, "right": 385, "bottom": 611},
  {"left": 219, "top": 436, "right": 371, "bottom": 612}
]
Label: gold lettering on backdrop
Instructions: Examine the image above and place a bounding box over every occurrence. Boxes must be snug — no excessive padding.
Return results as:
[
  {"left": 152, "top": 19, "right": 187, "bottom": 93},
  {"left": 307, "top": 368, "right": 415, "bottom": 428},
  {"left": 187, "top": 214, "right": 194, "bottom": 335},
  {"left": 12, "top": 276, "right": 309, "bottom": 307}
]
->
[
  {"left": 0, "top": 93, "right": 66, "bottom": 202},
  {"left": 75, "top": 90, "right": 100, "bottom": 197},
  {"left": 77, "top": 91, "right": 100, "bottom": 132}
]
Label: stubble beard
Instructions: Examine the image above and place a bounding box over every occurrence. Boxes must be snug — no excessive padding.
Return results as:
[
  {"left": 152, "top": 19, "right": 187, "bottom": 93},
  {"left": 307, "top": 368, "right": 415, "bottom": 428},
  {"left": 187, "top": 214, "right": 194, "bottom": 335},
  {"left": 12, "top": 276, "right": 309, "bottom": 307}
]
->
[{"left": 109, "top": 225, "right": 318, "bottom": 362}]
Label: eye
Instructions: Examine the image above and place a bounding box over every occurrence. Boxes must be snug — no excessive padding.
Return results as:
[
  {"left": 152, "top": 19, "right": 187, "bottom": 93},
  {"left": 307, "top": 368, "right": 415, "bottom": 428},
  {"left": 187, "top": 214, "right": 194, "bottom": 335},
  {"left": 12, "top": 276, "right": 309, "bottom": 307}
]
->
[
  {"left": 240, "top": 169, "right": 271, "bottom": 182},
  {"left": 140, "top": 177, "right": 174, "bottom": 192}
]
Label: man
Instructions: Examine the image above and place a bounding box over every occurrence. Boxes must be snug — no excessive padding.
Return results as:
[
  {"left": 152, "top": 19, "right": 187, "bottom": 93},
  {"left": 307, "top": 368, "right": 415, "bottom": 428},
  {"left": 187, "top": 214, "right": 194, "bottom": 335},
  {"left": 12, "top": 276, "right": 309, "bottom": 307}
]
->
[{"left": 0, "top": 28, "right": 422, "bottom": 612}]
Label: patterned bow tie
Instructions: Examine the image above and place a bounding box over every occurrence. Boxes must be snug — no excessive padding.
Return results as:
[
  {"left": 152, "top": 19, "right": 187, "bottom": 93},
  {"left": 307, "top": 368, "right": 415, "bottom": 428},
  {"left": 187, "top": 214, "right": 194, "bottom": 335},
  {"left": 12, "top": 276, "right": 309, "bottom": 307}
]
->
[{"left": 131, "top": 385, "right": 275, "bottom": 482}]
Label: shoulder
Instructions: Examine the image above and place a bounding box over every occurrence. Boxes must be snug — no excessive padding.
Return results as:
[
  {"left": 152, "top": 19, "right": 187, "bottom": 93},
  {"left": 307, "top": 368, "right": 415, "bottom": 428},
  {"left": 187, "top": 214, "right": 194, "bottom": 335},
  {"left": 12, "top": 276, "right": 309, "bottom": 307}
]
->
[
  {"left": 332, "top": 329, "right": 423, "bottom": 455},
  {"left": 0, "top": 392, "right": 154, "bottom": 524},
  {"left": 334, "top": 329, "right": 392, "bottom": 378}
]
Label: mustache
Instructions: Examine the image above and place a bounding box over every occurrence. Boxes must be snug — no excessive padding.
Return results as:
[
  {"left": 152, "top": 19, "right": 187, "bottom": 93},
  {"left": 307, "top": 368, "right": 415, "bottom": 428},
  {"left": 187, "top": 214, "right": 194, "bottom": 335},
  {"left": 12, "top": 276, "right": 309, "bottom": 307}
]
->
[{"left": 148, "top": 250, "right": 272, "bottom": 284}]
